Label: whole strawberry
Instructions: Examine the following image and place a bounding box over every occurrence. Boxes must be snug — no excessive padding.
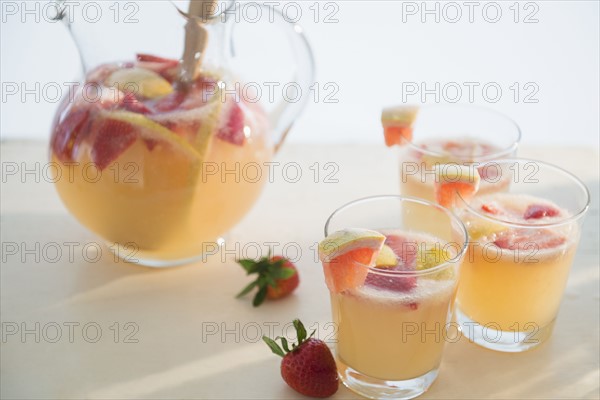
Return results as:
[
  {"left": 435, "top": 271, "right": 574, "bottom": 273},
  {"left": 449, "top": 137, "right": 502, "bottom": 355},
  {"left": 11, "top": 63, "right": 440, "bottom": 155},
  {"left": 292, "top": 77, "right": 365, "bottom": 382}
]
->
[
  {"left": 263, "top": 319, "right": 338, "bottom": 398},
  {"left": 236, "top": 255, "right": 299, "bottom": 307}
]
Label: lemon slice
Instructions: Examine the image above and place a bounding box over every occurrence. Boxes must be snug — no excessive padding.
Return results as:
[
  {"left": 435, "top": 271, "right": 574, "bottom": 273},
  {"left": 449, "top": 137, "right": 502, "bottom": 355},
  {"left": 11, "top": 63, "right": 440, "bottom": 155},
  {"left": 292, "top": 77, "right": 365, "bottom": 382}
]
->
[
  {"left": 319, "top": 228, "right": 385, "bottom": 263},
  {"left": 465, "top": 218, "right": 506, "bottom": 241},
  {"left": 435, "top": 164, "right": 481, "bottom": 188},
  {"left": 193, "top": 87, "right": 223, "bottom": 155},
  {"left": 104, "top": 110, "right": 201, "bottom": 163},
  {"left": 421, "top": 153, "right": 454, "bottom": 169},
  {"left": 416, "top": 245, "right": 454, "bottom": 280},
  {"left": 381, "top": 106, "right": 419, "bottom": 126},
  {"left": 375, "top": 244, "right": 397, "bottom": 268},
  {"left": 106, "top": 67, "right": 173, "bottom": 99}
]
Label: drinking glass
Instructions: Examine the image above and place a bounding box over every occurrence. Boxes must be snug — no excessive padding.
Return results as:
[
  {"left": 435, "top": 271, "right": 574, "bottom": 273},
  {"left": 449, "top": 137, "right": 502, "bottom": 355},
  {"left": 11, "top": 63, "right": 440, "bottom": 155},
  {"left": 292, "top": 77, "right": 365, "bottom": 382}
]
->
[
  {"left": 456, "top": 159, "right": 590, "bottom": 352},
  {"left": 321, "top": 195, "right": 468, "bottom": 399},
  {"left": 400, "top": 104, "right": 521, "bottom": 202}
]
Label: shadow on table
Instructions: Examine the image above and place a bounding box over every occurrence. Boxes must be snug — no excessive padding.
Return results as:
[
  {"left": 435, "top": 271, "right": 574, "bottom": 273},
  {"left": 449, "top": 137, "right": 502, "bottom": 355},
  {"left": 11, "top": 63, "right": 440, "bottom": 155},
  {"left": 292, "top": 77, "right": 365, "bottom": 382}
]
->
[
  {"left": 1, "top": 213, "right": 165, "bottom": 306},
  {"left": 1, "top": 212, "right": 316, "bottom": 399},
  {"left": 2, "top": 177, "right": 598, "bottom": 399}
]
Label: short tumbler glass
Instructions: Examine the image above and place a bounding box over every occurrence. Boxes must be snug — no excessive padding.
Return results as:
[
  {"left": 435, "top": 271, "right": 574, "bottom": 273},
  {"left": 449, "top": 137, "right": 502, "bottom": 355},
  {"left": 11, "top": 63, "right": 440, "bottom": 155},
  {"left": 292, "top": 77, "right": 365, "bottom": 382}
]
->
[
  {"left": 399, "top": 104, "right": 521, "bottom": 202},
  {"left": 321, "top": 196, "right": 468, "bottom": 399},
  {"left": 456, "top": 159, "right": 590, "bottom": 352}
]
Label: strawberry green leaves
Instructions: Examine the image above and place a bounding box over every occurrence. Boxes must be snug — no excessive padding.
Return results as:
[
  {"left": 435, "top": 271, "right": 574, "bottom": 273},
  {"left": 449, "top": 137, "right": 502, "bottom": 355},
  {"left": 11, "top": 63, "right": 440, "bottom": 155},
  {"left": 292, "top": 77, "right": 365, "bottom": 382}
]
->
[
  {"left": 236, "top": 256, "right": 298, "bottom": 307},
  {"left": 262, "top": 319, "right": 316, "bottom": 357}
]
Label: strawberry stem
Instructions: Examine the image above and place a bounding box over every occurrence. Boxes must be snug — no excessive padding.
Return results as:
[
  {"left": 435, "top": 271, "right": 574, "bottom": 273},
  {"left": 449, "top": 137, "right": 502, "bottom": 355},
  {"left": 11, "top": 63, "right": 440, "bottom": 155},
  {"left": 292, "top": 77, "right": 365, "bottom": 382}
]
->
[
  {"left": 262, "top": 336, "right": 285, "bottom": 357},
  {"left": 262, "top": 319, "right": 317, "bottom": 357}
]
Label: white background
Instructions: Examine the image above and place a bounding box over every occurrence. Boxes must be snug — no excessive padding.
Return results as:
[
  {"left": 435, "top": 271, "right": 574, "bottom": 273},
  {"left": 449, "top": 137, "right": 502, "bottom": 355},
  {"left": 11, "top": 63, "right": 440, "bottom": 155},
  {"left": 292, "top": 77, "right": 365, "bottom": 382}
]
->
[{"left": 1, "top": 0, "right": 599, "bottom": 146}]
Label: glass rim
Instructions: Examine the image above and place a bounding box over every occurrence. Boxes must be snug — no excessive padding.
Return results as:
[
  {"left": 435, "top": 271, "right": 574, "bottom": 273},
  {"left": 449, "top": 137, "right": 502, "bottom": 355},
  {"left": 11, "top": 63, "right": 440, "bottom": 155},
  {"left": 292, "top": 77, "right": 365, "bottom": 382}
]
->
[
  {"left": 459, "top": 158, "right": 591, "bottom": 228},
  {"left": 401, "top": 103, "right": 522, "bottom": 161},
  {"left": 324, "top": 195, "right": 469, "bottom": 277}
]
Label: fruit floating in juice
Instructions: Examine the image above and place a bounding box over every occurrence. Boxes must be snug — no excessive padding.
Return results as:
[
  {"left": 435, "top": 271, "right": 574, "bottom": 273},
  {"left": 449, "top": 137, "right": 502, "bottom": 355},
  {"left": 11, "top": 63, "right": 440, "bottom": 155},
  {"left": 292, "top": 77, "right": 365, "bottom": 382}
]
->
[
  {"left": 319, "top": 228, "right": 460, "bottom": 381},
  {"left": 400, "top": 138, "right": 510, "bottom": 202},
  {"left": 381, "top": 106, "right": 513, "bottom": 202},
  {"left": 50, "top": 54, "right": 272, "bottom": 263},
  {"left": 457, "top": 193, "right": 577, "bottom": 332}
]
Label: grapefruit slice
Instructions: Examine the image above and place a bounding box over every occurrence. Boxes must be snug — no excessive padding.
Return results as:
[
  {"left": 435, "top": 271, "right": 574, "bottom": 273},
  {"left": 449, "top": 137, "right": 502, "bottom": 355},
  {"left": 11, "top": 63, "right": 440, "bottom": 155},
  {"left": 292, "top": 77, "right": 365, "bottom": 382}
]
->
[
  {"left": 318, "top": 229, "right": 386, "bottom": 293},
  {"left": 381, "top": 106, "right": 419, "bottom": 147},
  {"left": 434, "top": 164, "right": 481, "bottom": 208}
]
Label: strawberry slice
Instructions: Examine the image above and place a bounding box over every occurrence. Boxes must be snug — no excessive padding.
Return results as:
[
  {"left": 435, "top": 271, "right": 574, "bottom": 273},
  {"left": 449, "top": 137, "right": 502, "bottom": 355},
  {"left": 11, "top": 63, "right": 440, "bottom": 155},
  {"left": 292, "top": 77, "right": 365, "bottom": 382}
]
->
[
  {"left": 90, "top": 118, "right": 137, "bottom": 170},
  {"left": 216, "top": 101, "right": 245, "bottom": 146},
  {"left": 136, "top": 54, "right": 179, "bottom": 74},
  {"left": 364, "top": 271, "right": 417, "bottom": 292},
  {"left": 136, "top": 54, "right": 180, "bottom": 83},
  {"left": 86, "top": 64, "right": 118, "bottom": 85},
  {"left": 51, "top": 108, "right": 90, "bottom": 162},
  {"left": 152, "top": 91, "right": 186, "bottom": 113},
  {"left": 122, "top": 92, "right": 151, "bottom": 114},
  {"left": 137, "top": 53, "right": 179, "bottom": 65},
  {"left": 384, "top": 235, "right": 417, "bottom": 268},
  {"left": 524, "top": 204, "right": 560, "bottom": 220},
  {"left": 493, "top": 228, "right": 566, "bottom": 251},
  {"left": 481, "top": 203, "right": 500, "bottom": 215}
]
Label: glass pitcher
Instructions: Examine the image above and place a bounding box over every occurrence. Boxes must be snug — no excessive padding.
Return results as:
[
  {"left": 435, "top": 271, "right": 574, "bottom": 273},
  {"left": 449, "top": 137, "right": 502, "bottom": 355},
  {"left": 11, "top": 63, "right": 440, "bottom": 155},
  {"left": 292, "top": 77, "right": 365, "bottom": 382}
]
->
[{"left": 49, "top": 1, "right": 315, "bottom": 267}]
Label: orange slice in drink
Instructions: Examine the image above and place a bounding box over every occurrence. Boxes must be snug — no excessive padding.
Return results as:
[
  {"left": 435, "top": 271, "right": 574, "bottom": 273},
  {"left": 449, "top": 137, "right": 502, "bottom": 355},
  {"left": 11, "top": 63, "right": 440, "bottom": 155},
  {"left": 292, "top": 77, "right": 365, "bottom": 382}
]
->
[
  {"left": 319, "top": 229, "right": 386, "bottom": 293},
  {"left": 434, "top": 164, "right": 481, "bottom": 208},
  {"left": 381, "top": 106, "right": 419, "bottom": 147}
]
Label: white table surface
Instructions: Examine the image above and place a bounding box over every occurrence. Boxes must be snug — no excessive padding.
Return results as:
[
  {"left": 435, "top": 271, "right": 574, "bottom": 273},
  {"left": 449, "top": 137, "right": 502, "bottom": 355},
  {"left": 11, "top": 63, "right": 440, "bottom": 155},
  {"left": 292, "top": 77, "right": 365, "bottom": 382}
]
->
[{"left": 1, "top": 141, "right": 599, "bottom": 399}]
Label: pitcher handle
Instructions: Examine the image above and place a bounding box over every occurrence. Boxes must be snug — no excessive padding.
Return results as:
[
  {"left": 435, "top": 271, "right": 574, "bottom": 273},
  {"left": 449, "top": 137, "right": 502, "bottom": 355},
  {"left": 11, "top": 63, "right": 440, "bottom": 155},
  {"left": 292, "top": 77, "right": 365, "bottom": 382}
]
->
[{"left": 229, "top": 5, "right": 315, "bottom": 152}]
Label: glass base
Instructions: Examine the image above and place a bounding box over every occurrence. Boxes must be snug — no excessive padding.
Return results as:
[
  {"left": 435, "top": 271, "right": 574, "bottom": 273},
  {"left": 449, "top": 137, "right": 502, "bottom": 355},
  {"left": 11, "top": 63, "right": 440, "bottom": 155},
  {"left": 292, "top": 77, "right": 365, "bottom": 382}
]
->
[
  {"left": 108, "top": 238, "right": 225, "bottom": 268},
  {"left": 337, "top": 359, "right": 438, "bottom": 400},
  {"left": 456, "top": 308, "right": 555, "bottom": 353}
]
